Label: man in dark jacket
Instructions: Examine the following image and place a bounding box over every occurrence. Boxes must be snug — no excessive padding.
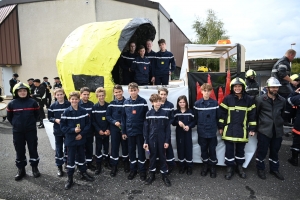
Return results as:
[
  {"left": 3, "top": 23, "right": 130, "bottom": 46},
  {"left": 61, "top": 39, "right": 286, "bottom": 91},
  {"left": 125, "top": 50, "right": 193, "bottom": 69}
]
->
[
  {"left": 145, "top": 39, "right": 156, "bottom": 84},
  {"left": 42, "top": 77, "right": 52, "bottom": 108},
  {"left": 9, "top": 73, "right": 19, "bottom": 98},
  {"left": 27, "top": 78, "right": 35, "bottom": 95},
  {"left": 121, "top": 42, "right": 136, "bottom": 85},
  {"left": 245, "top": 69, "right": 259, "bottom": 97},
  {"left": 255, "top": 77, "right": 286, "bottom": 180},
  {"left": 131, "top": 45, "right": 151, "bottom": 86},
  {"left": 32, "top": 79, "right": 46, "bottom": 128}
]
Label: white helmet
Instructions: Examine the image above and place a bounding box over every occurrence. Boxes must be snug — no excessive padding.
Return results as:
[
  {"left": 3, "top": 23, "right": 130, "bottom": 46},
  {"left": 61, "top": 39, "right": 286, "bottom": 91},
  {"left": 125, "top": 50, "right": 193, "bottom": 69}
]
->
[{"left": 266, "top": 77, "right": 281, "bottom": 87}]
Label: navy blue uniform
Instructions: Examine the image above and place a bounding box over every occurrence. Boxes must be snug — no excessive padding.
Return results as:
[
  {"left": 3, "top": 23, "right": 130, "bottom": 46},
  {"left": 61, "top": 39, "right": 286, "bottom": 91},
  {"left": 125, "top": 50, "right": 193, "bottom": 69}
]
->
[
  {"left": 106, "top": 97, "right": 129, "bottom": 167},
  {"left": 48, "top": 100, "right": 71, "bottom": 166},
  {"left": 172, "top": 109, "right": 195, "bottom": 168},
  {"left": 121, "top": 95, "right": 148, "bottom": 172},
  {"left": 131, "top": 56, "right": 151, "bottom": 86},
  {"left": 160, "top": 100, "right": 175, "bottom": 167},
  {"left": 7, "top": 98, "right": 40, "bottom": 168},
  {"left": 154, "top": 50, "right": 176, "bottom": 85},
  {"left": 143, "top": 108, "right": 171, "bottom": 174},
  {"left": 121, "top": 51, "right": 136, "bottom": 85},
  {"left": 79, "top": 100, "right": 94, "bottom": 164},
  {"left": 60, "top": 106, "right": 90, "bottom": 175},
  {"left": 92, "top": 102, "right": 110, "bottom": 164},
  {"left": 194, "top": 98, "right": 219, "bottom": 165},
  {"left": 145, "top": 50, "right": 156, "bottom": 83}
]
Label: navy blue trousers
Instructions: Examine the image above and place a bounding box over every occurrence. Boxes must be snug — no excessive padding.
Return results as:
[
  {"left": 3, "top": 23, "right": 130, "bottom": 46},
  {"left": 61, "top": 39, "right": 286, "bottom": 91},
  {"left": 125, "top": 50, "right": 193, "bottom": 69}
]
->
[
  {"left": 84, "top": 136, "right": 94, "bottom": 164},
  {"left": 224, "top": 141, "right": 246, "bottom": 166},
  {"left": 291, "top": 132, "right": 300, "bottom": 152},
  {"left": 155, "top": 75, "right": 169, "bottom": 85},
  {"left": 55, "top": 135, "right": 66, "bottom": 166},
  {"left": 95, "top": 136, "right": 109, "bottom": 164},
  {"left": 176, "top": 130, "right": 193, "bottom": 168},
  {"left": 67, "top": 145, "right": 86, "bottom": 176},
  {"left": 128, "top": 135, "right": 146, "bottom": 172},
  {"left": 13, "top": 130, "right": 39, "bottom": 168},
  {"left": 256, "top": 133, "right": 282, "bottom": 171},
  {"left": 110, "top": 127, "right": 129, "bottom": 166},
  {"left": 198, "top": 136, "right": 218, "bottom": 165},
  {"left": 149, "top": 137, "right": 168, "bottom": 174}
]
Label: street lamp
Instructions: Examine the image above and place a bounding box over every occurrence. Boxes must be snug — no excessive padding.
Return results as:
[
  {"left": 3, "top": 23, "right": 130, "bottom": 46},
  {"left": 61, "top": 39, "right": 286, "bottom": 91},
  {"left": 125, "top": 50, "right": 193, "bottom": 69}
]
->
[{"left": 291, "top": 43, "right": 296, "bottom": 49}]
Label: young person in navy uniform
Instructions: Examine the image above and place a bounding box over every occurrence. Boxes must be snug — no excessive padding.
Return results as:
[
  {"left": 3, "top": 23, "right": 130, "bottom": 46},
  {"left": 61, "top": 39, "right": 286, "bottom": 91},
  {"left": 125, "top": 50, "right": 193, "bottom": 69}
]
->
[
  {"left": 79, "top": 87, "right": 95, "bottom": 171},
  {"left": 158, "top": 87, "right": 175, "bottom": 173},
  {"left": 106, "top": 84, "right": 129, "bottom": 177},
  {"left": 194, "top": 83, "right": 219, "bottom": 178},
  {"left": 143, "top": 94, "right": 171, "bottom": 187},
  {"left": 121, "top": 82, "right": 148, "bottom": 181},
  {"left": 7, "top": 82, "right": 40, "bottom": 181},
  {"left": 131, "top": 45, "right": 151, "bottom": 86},
  {"left": 121, "top": 42, "right": 137, "bottom": 85},
  {"left": 153, "top": 39, "right": 176, "bottom": 85},
  {"left": 172, "top": 95, "right": 195, "bottom": 175},
  {"left": 48, "top": 88, "right": 71, "bottom": 177},
  {"left": 31, "top": 79, "right": 46, "bottom": 129},
  {"left": 60, "top": 91, "right": 94, "bottom": 190},
  {"left": 92, "top": 87, "right": 110, "bottom": 175},
  {"left": 145, "top": 39, "right": 156, "bottom": 84}
]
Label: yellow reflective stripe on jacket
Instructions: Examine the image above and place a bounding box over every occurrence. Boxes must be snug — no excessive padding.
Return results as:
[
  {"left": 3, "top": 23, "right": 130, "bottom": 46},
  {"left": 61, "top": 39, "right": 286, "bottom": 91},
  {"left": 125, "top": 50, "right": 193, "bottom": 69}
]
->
[
  {"left": 249, "top": 121, "right": 257, "bottom": 125},
  {"left": 247, "top": 104, "right": 256, "bottom": 111},
  {"left": 222, "top": 135, "right": 249, "bottom": 142},
  {"left": 219, "top": 119, "right": 224, "bottom": 123},
  {"left": 220, "top": 103, "right": 228, "bottom": 110}
]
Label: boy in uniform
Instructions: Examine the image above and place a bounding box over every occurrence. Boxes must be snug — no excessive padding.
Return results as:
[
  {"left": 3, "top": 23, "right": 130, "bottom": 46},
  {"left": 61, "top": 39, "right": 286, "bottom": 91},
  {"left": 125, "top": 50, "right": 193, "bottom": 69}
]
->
[
  {"left": 48, "top": 88, "right": 71, "bottom": 177},
  {"left": 143, "top": 94, "right": 171, "bottom": 186},
  {"left": 121, "top": 82, "right": 148, "bottom": 180},
  {"left": 7, "top": 82, "right": 40, "bottom": 181},
  {"left": 60, "top": 91, "right": 94, "bottom": 190},
  {"left": 106, "top": 85, "right": 129, "bottom": 177}
]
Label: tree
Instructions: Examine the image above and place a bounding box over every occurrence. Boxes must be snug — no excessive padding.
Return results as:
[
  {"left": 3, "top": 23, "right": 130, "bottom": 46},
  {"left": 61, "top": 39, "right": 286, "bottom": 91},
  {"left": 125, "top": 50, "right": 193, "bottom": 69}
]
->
[{"left": 192, "top": 9, "right": 230, "bottom": 71}]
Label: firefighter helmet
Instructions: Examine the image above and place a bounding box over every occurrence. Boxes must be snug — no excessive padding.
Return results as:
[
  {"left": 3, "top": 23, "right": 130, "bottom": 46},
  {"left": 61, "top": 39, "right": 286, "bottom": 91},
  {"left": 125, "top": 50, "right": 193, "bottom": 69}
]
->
[
  {"left": 245, "top": 69, "right": 256, "bottom": 78},
  {"left": 291, "top": 73, "right": 300, "bottom": 81},
  {"left": 266, "top": 77, "right": 281, "bottom": 87},
  {"left": 13, "top": 82, "right": 30, "bottom": 98},
  {"left": 230, "top": 77, "right": 246, "bottom": 93},
  {"left": 197, "top": 66, "right": 209, "bottom": 72}
]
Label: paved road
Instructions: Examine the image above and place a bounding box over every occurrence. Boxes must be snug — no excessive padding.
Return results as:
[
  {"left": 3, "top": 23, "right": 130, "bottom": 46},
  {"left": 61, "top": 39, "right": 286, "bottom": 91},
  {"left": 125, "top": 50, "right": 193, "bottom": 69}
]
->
[{"left": 0, "top": 120, "right": 299, "bottom": 200}]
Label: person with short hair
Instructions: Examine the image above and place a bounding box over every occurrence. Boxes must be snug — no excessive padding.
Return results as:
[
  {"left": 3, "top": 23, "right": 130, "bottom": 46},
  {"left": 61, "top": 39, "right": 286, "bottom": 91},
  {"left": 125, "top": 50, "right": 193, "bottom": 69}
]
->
[
  {"left": 53, "top": 77, "right": 62, "bottom": 89},
  {"left": 27, "top": 78, "right": 35, "bottom": 95},
  {"left": 143, "top": 94, "right": 171, "bottom": 187},
  {"left": 131, "top": 45, "right": 151, "bottom": 86},
  {"left": 121, "top": 42, "right": 137, "bottom": 85},
  {"left": 32, "top": 79, "right": 46, "bottom": 129},
  {"left": 7, "top": 82, "right": 40, "bottom": 181},
  {"left": 145, "top": 39, "right": 156, "bottom": 84},
  {"left": 60, "top": 91, "right": 95, "bottom": 190},
  {"left": 9, "top": 73, "right": 20, "bottom": 98}
]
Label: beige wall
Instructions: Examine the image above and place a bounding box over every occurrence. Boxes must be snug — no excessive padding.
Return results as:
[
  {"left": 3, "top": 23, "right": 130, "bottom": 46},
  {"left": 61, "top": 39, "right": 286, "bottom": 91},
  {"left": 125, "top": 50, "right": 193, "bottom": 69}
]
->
[{"left": 158, "top": 11, "right": 171, "bottom": 51}]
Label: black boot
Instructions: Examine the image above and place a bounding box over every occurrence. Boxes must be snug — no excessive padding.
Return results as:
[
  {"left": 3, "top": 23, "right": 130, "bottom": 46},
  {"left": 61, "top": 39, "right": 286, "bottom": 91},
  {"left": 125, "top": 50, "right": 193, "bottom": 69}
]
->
[
  {"left": 110, "top": 166, "right": 117, "bottom": 177},
  {"left": 257, "top": 169, "right": 266, "bottom": 180},
  {"left": 57, "top": 165, "right": 64, "bottom": 177},
  {"left": 140, "top": 171, "right": 146, "bottom": 181},
  {"left": 32, "top": 166, "right": 41, "bottom": 178},
  {"left": 15, "top": 168, "right": 26, "bottom": 181},
  {"left": 236, "top": 165, "right": 246, "bottom": 179},
  {"left": 186, "top": 167, "right": 193, "bottom": 175},
  {"left": 145, "top": 172, "right": 155, "bottom": 185},
  {"left": 65, "top": 175, "right": 74, "bottom": 190},
  {"left": 104, "top": 158, "right": 112, "bottom": 169},
  {"left": 80, "top": 171, "right": 95, "bottom": 181},
  {"left": 201, "top": 163, "right": 208, "bottom": 176},
  {"left": 162, "top": 174, "right": 171, "bottom": 187},
  {"left": 38, "top": 123, "right": 45, "bottom": 129},
  {"left": 87, "top": 162, "right": 96, "bottom": 171},
  {"left": 178, "top": 167, "right": 186, "bottom": 174},
  {"left": 288, "top": 151, "right": 298, "bottom": 166},
  {"left": 128, "top": 171, "right": 137, "bottom": 180},
  {"left": 210, "top": 165, "right": 216, "bottom": 178},
  {"left": 95, "top": 163, "right": 102, "bottom": 175},
  {"left": 123, "top": 160, "right": 130, "bottom": 173},
  {"left": 225, "top": 166, "right": 234, "bottom": 180}
]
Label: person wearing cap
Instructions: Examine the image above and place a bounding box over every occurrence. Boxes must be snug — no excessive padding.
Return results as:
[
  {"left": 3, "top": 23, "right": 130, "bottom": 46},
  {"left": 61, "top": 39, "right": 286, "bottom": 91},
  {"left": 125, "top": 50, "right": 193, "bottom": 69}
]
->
[
  {"left": 42, "top": 77, "right": 52, "bottom": 108},
  {"left": 6, "top": 82, "right": 40, "bottom": 181},
  {"left": 27, "top": 78, "right": 35, "bottom": 95},
  {"left": 32, "top": 79, "right": 46, "bottom": 129},
  {"left": 255, "top": 77, "right": 286, "bottom": 180},
  {"left": 218, "top": 77, "right": 256, "bottom": 180},
  {"left": 245, "top": 69, "right": 259, "bottom": 98},
  {"left": 9, "top": 73, "right": 20, "bottom": 98}
]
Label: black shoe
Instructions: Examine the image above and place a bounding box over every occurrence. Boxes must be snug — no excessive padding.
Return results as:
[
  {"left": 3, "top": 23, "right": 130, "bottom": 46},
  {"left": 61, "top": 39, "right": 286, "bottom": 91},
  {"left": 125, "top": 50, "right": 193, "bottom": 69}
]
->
[
  {"left": 95, "top": 163, "right": 102, "bottom": 175},
  {"left": 87, "top": 163, "right": 96, "bottom": 171},
  {"left": 110, "top": 166, "right": 117, "bottom": 177},
  {"left": 225, "top": 166, "right": 234, "bottom": 180},
  {"left": 201, "top": 163, "right": 209, "bottom": 176},
  {"left": 80, "top": 171, "right": 95, "bottom": 181},
  {"left": 179, "top": 167, "right": 186, "bottom": 174},
  {"left": 32, "top": 166, "right": 41, "bottom": 178},
  {"left": 15, "top": 168, "right": 26, "bottom": 181},
  {"left": 104, "top": 159, "right": 112, "bottom": 169},
  {"left": 210, "top": 165, "right": 216, "bottom": 178},
  {"left": 270, "top": 171, "right": 284, "bottom": 180},
  {"left": 65, "top": 175, "right": 74, "bottom": 190},
  {"left": 288, "top": 151, "right": 298, "bottom": 166},
  {"left": 167, "top": 166, "right": 174, "bottom": 175},
  {"left": 162, "top": 174, "right": 171, "bottom": 187},
  {"left": 128, "top": 171, "right": 137, "bottom": 180},
  {"left": 236, "top": 165, "right": 246, "bottom": 179},
  {"left": 124, "top": 161, "right": 130, "bottom": 173},
  {"left": 38, "top": 124, "right": 45, "bottom": 129},
  {"left": 140, "top": 172, "right": 146, "bottom": 181},
  {"left": 57, "top": 166, "right": 64, "bottom": 177},
  {"left": 186, "top": 167, "right": 193, "bottom": 175},
  {"left": 257, "top": 169, "right": 266, "bottom": 180},
  {"left": 64, "top": 163, "right": 68, "bottom": 171},
  {"left": 145, "top": 172, "right": 155, "bottom": 185}
]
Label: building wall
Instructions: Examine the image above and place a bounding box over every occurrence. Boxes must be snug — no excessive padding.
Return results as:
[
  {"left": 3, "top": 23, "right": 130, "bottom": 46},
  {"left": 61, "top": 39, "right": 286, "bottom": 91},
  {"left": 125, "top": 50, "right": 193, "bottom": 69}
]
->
[{"left": 158, "top": 11, "right": 171, "bottom": 51}]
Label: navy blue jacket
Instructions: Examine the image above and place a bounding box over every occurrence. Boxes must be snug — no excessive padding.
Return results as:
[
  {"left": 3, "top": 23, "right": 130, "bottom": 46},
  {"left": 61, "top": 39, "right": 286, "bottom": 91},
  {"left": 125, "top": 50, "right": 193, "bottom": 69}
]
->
[
  {"left": 48, "top": 100, "right": 71, "bottom": 136},
  {"left": 7, "top": 97, "right": 39, "bottom": 132},
  {"left": 160, "top": 100, "right": 175, "bottom": 124},
  {"left": 79, "top": 100, "right": 94, "bottom": 137},
  {"left": 145, "top": 50, "right": 156, "bottom": 75},
  {"left": 287, "top": 92, "right": 300, "bottom": 132},
  {"left": 121, "top": 95, "right": 148, "bottom": 136},
  {"left": 60, "top": 106, "right": 90, "bottom": 146},
  {"left": 154, "top": 50, "right": 176, "bottom": 76},
  {"left": 194, "top": 98, "right": 219, "bottom": 138},
  {"left": 131, "top": 56, "right": 151, "bottom": 84},
  {"left": 143, "top": 108, "right": 171, "bottom": 144},
  {"left": 172, "top": 109, "right": 195, "bottom": 131},
  {"left": 106, "top": 97, "right": 125, "bottom": 131},
  {"left": 92, "top": 102, "right": 109, "bottom": 138},
  {"left": 121, "top": 51, "right": 136, "bottom": 71}
]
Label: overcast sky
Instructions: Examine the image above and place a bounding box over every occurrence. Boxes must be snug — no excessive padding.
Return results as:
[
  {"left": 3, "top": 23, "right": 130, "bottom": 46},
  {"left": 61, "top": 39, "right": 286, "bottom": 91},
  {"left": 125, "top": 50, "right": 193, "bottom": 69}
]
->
[{"left": 153, "top": 0, "right": 300, "bottom": 61}]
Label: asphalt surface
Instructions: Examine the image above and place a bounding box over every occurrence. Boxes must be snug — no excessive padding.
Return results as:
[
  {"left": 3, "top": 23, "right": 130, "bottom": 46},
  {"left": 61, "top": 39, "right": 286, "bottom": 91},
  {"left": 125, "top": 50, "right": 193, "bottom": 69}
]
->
[{"left": 0, "top": 120, "right": 299, "bottom": 200}]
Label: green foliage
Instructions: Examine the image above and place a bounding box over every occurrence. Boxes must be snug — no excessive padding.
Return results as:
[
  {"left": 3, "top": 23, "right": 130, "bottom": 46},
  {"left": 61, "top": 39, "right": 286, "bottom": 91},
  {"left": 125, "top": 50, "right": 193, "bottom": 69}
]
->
[{"left": 291, "top": 62, "right": 300, "bottom": 74}]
